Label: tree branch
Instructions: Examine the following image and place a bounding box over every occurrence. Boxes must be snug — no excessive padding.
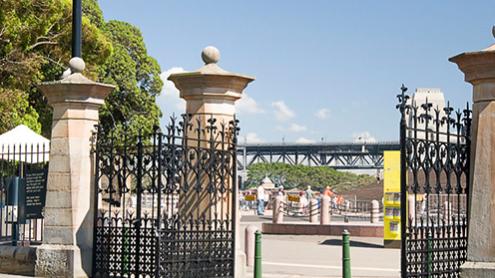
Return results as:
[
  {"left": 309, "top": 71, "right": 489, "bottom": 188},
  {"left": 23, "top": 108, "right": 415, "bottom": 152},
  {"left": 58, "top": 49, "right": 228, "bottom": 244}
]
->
[{"left": 27, "top": 40, "right": 58, "bottom": 51}]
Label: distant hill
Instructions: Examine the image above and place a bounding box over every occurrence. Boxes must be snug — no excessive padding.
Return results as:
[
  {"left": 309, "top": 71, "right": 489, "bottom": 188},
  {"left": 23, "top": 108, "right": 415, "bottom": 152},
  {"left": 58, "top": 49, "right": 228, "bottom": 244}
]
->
[{"left": 245, "top": 163, "right": 377, "bottom": 193}]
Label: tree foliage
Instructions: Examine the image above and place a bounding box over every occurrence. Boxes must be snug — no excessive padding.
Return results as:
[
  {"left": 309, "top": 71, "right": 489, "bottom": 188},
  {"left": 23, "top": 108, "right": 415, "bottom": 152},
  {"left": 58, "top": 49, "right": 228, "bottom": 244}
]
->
[
  {"left": 245, "top": 163, "right": 376, "bottom": 192},
  {"left": 0, "top": 0, "right": 162, "bottom": 139},
  {"left": 98, "top": 20, "right": 163, "bottom": 140}
]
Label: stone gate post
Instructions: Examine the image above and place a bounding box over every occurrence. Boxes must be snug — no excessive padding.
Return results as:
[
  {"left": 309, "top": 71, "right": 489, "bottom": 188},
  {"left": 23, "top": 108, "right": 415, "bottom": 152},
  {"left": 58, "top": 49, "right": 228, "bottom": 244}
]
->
[
  {"left": 168, "top": 46, "right": 255, "bottom": 277},
  {"left": 450, "top": 30, "right": 495, "bottom": 277},
  {"left": 34, "top": 58, "right": 114, "bottom": 277}
]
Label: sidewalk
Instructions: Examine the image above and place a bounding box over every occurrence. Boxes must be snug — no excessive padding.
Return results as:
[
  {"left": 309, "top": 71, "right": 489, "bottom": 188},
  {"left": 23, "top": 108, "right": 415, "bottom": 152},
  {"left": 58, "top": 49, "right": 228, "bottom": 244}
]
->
[{"left": 241, "top": 232, "right": 400, "bottom": 278}]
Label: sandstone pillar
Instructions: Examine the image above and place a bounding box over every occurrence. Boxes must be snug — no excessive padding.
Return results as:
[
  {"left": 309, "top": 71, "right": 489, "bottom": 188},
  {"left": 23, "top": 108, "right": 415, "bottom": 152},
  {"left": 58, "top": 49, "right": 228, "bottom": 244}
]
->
[
  {"left": 443, "top": 201, "right": 452, "bottom": 224},
  {"left": 408, "top": 195, "right": 416, "bottom": 226},
  {"left": 245, "top": 225, "right": 258, "bottom": 267},
  {"left": 450, "top": 30, "right": 495, "bottom": 277},
  {"left": 34, "top": 58, "right": 113, "bottom": 277},
  {"left": 309, "top": 199, "right": 318, "bottom": 223},
  {"left": 320, "top": 196, "right": 330, "bottom": 225},
  {"left": 371, "top": 200, "right": 380, "bottom": 223},
  {"left": 272, "top": 196, "right": 284, "bottom": 224},
  {"left": 168, "top": 46, "right": 254, "bottom": 278}
]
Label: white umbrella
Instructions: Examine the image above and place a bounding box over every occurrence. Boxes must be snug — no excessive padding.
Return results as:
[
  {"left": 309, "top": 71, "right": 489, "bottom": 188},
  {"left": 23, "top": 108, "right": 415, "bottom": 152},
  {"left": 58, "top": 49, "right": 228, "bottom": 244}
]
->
[{"left": 0, "top": 125, "right": 50, "bottom": 163}]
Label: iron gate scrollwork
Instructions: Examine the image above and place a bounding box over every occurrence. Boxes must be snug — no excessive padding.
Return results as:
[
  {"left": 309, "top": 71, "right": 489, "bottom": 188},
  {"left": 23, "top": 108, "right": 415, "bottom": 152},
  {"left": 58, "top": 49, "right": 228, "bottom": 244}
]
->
[
  {"left": 92, "top": 114, "right": 239, "bottom": 278},
  {"left": 398, "top": 85, "right": 471, "bottom": 278}
]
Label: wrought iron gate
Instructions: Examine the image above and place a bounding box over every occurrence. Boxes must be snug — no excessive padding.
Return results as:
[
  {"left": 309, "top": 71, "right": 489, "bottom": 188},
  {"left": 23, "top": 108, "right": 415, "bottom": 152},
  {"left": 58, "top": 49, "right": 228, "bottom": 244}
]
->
[
  {"left": 398, "top": 85, "right": 471, "bottom": 278},
  {"left": 92, "top": 115, "right": 238, "bottom": 278}
]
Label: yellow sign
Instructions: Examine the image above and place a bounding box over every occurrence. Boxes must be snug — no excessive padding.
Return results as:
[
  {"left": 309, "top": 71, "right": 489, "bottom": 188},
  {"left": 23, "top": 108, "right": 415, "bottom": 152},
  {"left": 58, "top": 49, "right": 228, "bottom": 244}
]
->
[
  {"left": 244, "top": 195, "right": 256, "bottom": 201},
  {"left": 383, "top": 150, "right": 401, "bottom": 248},
  {"left": 287, "top": 195, "right": 300, "bottom": 202},
  {"left": 384, "top": 150, "right": 400, "bottom": 193}
]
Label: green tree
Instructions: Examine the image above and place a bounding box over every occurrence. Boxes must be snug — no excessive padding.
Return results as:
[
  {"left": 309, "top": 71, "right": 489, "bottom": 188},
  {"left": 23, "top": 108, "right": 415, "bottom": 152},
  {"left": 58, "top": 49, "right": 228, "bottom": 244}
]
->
[
  {"left": 0, "top": 89, "right": 41, "bottom": 134},
  {"left": 97, "top": 20, "right": 163, "bottom": 141},
  {"left": 245, "top": 163, "right": 376, "bottom": 192},
  {"left": 0, "top": 0, "right": 112, "bottom": 136},
  {"left": 0, "top": 0, "right": 162, "bottom": 140}
]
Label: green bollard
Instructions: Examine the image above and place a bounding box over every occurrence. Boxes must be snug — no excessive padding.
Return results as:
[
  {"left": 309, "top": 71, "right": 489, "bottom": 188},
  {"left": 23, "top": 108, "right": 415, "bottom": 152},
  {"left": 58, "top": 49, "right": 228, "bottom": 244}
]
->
[
  {"left": 426, "top": 232, "right": 432, "bottom": 278},
  {"left": 254, "top": 230, "right": 262, "bottom": 278},
  {"left": 342, "top": 230, "right": 351, "bottom": 278}
]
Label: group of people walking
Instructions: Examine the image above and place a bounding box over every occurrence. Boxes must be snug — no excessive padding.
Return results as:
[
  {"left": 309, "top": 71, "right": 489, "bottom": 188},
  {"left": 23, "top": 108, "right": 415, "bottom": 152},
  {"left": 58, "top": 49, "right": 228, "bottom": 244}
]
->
[{"left": 248, "top": 184, "right": 348, "bottom": 216}]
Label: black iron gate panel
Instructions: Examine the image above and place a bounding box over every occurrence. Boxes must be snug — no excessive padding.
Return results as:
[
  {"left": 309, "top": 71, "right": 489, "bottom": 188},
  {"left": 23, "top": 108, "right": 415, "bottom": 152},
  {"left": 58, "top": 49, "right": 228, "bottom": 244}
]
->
[
  {"left": 398, "top": 86, "right": 471, "bottom": 278},
  {"left": 92, "top": 115, "right": 238, "bottom": 278}
]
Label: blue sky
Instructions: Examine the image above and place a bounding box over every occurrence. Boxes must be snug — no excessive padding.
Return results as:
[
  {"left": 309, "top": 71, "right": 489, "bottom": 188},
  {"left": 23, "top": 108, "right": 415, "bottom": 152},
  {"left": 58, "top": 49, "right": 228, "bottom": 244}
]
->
[{"left": 99, "top": 0, "right": 495, "bottom": 144}]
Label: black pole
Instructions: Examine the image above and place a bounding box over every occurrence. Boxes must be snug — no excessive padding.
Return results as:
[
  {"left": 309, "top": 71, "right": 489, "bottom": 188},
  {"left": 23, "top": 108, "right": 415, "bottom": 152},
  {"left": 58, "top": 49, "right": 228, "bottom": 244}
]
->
[
  {"left": 399, "top": 84, "right": 408, "bottom": 278},
  {"left": 72, "top": 0, "right": 82, "bottom": 58}
]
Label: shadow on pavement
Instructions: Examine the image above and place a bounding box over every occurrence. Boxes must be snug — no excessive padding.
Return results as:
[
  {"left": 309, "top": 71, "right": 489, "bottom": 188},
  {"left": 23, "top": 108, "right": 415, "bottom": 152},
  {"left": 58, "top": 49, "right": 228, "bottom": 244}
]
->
[{"left": 319, "top": 239, "right": 383, "bottom": 249}]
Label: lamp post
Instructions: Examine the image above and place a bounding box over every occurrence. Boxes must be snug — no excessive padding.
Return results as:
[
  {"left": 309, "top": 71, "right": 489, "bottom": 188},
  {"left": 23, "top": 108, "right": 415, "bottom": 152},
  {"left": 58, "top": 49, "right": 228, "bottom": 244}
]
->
[{"left": 72, "top": 0, "right": 82, "bottom": 58}]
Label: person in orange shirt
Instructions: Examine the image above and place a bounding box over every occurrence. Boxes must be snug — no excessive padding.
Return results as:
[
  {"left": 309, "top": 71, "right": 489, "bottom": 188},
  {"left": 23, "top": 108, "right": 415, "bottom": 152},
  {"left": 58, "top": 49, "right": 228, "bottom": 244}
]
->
[{"left": 323, "top": 186, "right": 334, "bottom": 197}]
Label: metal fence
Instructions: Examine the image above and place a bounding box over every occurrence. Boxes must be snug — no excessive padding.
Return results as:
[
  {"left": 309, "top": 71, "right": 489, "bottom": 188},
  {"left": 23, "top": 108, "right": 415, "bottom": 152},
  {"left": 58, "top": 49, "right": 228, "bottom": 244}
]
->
[
  {"left": 274, "top": 197, "right": 383, "bottom": 222},
  {"left": 398, "top": 85, "right": 470, "bottom": 278},
  {"left": 0, "top": 143, "right": 49, "bottom": 245},
  {"left": 330, "top": 200, "right": 383, "bottom": 222},
  {"left": 93, "top": 115, "right": 238, "bottom": 278}
]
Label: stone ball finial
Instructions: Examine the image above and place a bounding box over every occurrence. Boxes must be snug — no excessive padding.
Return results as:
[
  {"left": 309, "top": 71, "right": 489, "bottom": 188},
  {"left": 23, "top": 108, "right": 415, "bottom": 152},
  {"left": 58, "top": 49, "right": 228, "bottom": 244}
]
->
[
  {"left": 201, "top": 46, "right": 220, "bottom": 64},
  {"left": 69, "top": 57, "right": 85, "bottom": 73}
]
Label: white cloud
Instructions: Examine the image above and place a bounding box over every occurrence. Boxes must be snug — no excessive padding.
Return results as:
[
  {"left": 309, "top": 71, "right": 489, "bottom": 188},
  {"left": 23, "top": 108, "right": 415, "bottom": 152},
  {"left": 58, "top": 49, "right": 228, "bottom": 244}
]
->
[
  {"left": 158, "top": 67, "right": 186, "bottom": 117},
  {"left": 243, "top": 132, "right": 264, "bottom": 144},
  {"left": 353, "top": 131, "right": 377, "bottom": 143},
  {"left": 315, "top": 108, "right": 330, "bottom": 119},
  {"left": 272, "top": 101, "right": 295, "bottom": 121},
  {"left": 237, "top": 93, "right": 264, "bottom": 114},
  {"left": 287, "top": 123, "right": 307, "bottom": 133},
  {"left": 296, "top": 137, "right": 316, "bottom": 144}
]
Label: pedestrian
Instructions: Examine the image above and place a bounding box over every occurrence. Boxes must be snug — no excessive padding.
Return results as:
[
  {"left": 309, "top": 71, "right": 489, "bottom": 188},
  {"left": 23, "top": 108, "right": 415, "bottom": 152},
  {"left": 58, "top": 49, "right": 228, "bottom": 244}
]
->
[
  {"left": 264, "top": 188, "right": 270, "bottom": 209},
  {"left": 256, "top": 183, "right": 266, "bottom": 216},
  {"left": 323, "top": 186, "right": 332, "bottom": 197},
  {"left": 305, "top": 185, "right": 313, "bottom": 201}
]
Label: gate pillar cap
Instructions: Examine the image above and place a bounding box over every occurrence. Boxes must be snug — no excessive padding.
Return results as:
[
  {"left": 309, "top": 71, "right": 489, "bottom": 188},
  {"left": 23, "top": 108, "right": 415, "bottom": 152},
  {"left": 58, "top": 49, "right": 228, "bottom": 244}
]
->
[
  {"left": 450, "top": 27, "right": 495, "bottom": 84},
  {"left": 37, "top": 57, "right": 115, "bottom": 107},
  {"left": 168, "top": 46, "right": 255, "bottom": 102}
]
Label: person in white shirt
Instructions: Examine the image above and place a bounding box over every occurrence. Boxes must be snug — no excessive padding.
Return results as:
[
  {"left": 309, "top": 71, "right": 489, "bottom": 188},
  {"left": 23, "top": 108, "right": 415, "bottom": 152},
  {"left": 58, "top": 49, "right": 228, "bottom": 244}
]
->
[{"left": 256, "top": 184, "right": 266, "bottom": 216}]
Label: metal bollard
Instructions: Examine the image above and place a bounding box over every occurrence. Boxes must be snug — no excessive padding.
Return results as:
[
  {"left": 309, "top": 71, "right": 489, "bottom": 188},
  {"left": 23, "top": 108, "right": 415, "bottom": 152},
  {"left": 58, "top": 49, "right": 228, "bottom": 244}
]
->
[
  {"left": 310, "top": 199, "right": 318, "bottom": 223},
  {"left": 342, "top": 230, "right": 351, "bottom": 278},
  {"left": 254, "top": 230, "right": 262, "bottom": 278},
  {"left": 245, "top": 225, "right": 258, "bottom": 267}
]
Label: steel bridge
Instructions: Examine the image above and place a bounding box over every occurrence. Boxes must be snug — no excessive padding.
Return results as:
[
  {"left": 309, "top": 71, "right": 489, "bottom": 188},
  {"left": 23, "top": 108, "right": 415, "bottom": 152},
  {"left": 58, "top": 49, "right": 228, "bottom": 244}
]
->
[{"left": 237, "top": 142, "right": 400, "bottom": 170}]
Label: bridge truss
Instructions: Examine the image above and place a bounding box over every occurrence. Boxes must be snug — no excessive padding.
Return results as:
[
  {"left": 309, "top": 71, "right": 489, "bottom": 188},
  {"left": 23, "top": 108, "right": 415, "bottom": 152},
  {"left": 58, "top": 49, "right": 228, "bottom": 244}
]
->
[{"left": 237, "top": 142, "right": 400, "bottom": 171}]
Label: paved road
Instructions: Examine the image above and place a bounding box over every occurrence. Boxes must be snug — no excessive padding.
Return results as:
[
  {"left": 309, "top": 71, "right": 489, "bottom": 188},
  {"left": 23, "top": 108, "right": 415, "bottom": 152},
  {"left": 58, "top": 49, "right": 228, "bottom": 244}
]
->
[{"left": 241, "top": 219, "right": 399, "bottom": 278}]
